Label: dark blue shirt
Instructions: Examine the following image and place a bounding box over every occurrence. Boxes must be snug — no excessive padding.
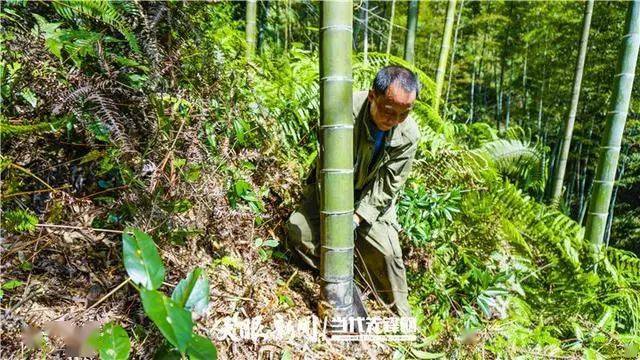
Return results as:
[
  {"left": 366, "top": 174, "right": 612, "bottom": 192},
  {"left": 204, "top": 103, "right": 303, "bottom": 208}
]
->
[{"left": 369, "top": 123, "right": 387, "bottom": 171}]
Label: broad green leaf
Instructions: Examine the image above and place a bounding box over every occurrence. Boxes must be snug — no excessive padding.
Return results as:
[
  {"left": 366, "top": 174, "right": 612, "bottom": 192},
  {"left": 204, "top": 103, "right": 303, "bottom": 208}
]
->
[
  {"left": 171, "top": 268, "right": 210, "bottom": 316},
  {"left": 92, "top": 323, "right": 131, "bottom": 360},
  {"left": 186, "top": 334, "right": 217, "bottom": 360},
  {"left": 122, "top": 228, "right": 165, "bottom": 290},
  {"left": 140, "top": 289, "right": 193, "bottom": 354}
]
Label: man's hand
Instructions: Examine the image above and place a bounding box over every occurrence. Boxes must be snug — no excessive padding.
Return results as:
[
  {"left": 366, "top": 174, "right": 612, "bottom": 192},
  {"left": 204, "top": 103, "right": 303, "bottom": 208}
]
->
[{"left": 353, "top": 213, "right": 362, "bottom": 230}]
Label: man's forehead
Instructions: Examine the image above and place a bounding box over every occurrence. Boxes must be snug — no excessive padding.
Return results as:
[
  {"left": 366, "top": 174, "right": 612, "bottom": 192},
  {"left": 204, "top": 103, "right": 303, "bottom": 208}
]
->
[{"left": 383, "top": 82, "right": 416, "bottom": 107}]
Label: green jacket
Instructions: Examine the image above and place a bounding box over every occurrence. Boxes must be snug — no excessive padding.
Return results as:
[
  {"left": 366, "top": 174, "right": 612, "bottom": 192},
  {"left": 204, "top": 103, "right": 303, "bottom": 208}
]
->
[
  {"left": 351, "top": 90, "right": 420, "bottom": 229},
  {"left": 308, "top": 91, "right": 420, "bottom": 228}
]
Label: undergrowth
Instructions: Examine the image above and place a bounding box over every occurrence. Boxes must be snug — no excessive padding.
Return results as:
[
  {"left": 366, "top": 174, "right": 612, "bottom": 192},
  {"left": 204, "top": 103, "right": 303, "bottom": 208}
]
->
[{"left": 1, "top": 1, "right": 638, "bottom": 359}]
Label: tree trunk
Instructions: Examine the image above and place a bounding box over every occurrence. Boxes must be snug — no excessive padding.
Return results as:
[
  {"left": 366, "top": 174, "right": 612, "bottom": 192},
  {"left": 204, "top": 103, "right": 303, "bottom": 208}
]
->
[
  {"left": 245, "top": 0, "right": 258, "bottom": 58},
  {"left": 585, "top": 0, "right": 639, "bottom": 255},
  {"left": 386, "top": 0, "right": 396, "bottom": 56},
  {"left": 404, "top": 0, "right": 419, "bottom": 64},
  {"left": 549, "top": 0, "right": 594, "bottom": 204},
  {"left": 445, "top": 0, "right": 465, "bottom": 113},
  {"left": 433, "top": 0, "right": 457, "bottom": 113},
  {"left": 319, "top": 0, "right": 355, "bottom": 320}
]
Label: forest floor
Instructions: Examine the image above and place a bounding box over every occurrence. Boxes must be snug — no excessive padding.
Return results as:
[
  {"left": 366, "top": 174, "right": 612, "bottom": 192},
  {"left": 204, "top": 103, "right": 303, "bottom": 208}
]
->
[{"left": 1, "top": 134, "right": 399, "bottom": 359}]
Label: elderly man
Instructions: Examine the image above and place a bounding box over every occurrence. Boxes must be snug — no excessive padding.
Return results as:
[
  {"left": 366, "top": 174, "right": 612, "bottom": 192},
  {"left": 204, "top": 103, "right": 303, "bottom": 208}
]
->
[{"left": 286, "top": 66, "right": 420, "bottom": 317}]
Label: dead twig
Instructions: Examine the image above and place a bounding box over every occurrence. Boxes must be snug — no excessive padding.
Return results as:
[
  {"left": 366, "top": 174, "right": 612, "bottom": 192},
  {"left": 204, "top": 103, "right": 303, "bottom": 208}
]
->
[
  {"left": 1, "top": 185, "right": 71, "bottom": 200},
  {"left": 36, "top": 223, "right": 126, "bottom": 234},
  {"left": 74, "top": 278, "right": 131, "bottom": 320}
]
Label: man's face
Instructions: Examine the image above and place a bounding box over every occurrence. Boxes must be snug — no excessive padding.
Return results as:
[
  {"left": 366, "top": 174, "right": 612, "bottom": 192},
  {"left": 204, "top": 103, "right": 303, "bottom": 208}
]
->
[{"left": 368, "top": 81, "right": 416, "bottom": 131}]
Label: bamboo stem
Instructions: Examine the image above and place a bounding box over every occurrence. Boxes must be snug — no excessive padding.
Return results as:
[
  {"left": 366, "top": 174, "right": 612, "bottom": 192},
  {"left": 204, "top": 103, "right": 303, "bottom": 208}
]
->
[
  {"left": 585, "top": 0, "right": 640, "bottom": 257},
  {"left": 550, "top": 0, "right": 594, "bottom": 204}
]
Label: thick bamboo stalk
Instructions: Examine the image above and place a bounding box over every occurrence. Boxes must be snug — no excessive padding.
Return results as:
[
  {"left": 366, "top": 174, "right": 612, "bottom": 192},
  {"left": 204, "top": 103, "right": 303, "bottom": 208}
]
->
[
  {"left": 319, "top": 0, "right": 354, "bottom": 319},
  {"left": 550, "top": 0, "right": 594, "bottom": 204},
  {"left": 245, "top": 0, "right": 258, "bottom": 58},
  {"left": 585, "top": 0, "right": 639, "bottom": 254},
  {"left": 434, "top": 0, "right": 457, "bottom": 113},
  {"left": 404, "top": 0, "right": 419, "bottom": 64}
]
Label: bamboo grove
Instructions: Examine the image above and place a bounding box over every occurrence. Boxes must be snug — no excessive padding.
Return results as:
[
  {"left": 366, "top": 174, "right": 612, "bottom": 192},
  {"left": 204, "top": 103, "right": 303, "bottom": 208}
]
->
[{"left": 1, "top": 0, "right": 639, "bottom": 358}]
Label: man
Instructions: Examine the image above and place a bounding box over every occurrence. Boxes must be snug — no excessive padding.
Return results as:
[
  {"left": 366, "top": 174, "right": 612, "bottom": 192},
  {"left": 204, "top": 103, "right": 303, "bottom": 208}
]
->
[{"left": 286, "top": 66, "right": 420, "bottom": 317}]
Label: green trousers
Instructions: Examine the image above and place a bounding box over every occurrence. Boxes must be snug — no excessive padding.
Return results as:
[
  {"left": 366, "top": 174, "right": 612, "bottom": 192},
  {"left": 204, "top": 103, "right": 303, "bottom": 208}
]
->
[{"left": 285, "top": 184, "right": 411, "bottom": 317}]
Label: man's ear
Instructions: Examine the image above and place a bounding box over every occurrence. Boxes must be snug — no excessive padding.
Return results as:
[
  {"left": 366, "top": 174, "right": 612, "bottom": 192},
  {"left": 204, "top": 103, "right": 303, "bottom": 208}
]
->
[{"left": 367, "top": 89, "right": 375, "bottom": 102}]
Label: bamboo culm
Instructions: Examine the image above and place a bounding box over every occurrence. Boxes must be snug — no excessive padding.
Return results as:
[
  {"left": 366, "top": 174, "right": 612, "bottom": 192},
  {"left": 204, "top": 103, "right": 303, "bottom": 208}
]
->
[
  {"left": 434, "top": 0, "right": 457, "bottom": 113},
  {"left": 550, "top": 0, "right": 595, "bottom": 204},
  {"left": 404, "top": 0, "right": 419, "bottom": 64},
  {"left": 245, "top": 0, "right": 258, "bottom": 58},
  {"left": 585, "top": 0, "right": 640, "bottom": 255},
  {"left": 385, "top": 0, "right": 396, "bottom": 56},
  {"left": 319, "top": 0, "right": 355, "bottom": 319},
  {"left": 445, "top": 0, "right": 465, "bottom": 111}
]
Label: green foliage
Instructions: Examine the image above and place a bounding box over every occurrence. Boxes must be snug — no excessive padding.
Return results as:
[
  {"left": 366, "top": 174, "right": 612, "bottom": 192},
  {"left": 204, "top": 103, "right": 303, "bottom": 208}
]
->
[
  {"left": 140, "top": 289, "right": 193, "bottom": 354},
  {"left": 398, "top": 186, "right": 461, "bottom": 247},
  {"left": 50, "top": 0, "right": 139, "bottom": 52},
  {"left": 121, "top": 229, "right": 217, "bottom": 358},
  {"left": 185, "top": 334, "right": 218, "bottom": 360},
  {"left": 3, "top": 1, "right": 639, "bottom": 358},
  {"left": 122, "top": 228, "right": 165, "bottom": 290},
  {"left": 2, "top": 209, "right": 38, "bottom": 233},
  {"left": 480, "top": 139, "right": 547, "bottom": 194},
  {"left": 171, "top": 268, "right": 210, "bottom": 316},
  {"left": 254, "top": 237, "right": 281, "bottom": 261},
  {"left": 90, "top": 322, "right": 131, "bottom": 360},
  {"left": 0, "top": 118, "right": 64, "bottom": 137},
  {"left": 228, "top": 179, "right": 264, "bottom": 214},
  {"left": 0, "top": 280, "right": 25, "bottom": 300}
]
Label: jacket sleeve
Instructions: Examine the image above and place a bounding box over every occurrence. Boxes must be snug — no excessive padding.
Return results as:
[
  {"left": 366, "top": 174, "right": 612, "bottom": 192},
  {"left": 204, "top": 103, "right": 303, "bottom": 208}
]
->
[{"left": 355, "top": 138, "right": 418, "bottom": 224}]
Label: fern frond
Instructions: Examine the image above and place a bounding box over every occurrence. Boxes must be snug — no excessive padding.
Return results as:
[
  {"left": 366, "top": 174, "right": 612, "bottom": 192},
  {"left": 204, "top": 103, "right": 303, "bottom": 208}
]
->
[
  {"left": 482, "top": 139, "right": 546, "bottom": 193},
  {"left": 86, "top": 93, "right": 132, "bottom": 152},
  {"left": 51, "top": 0, "right": 140, "bottom": 52}
]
